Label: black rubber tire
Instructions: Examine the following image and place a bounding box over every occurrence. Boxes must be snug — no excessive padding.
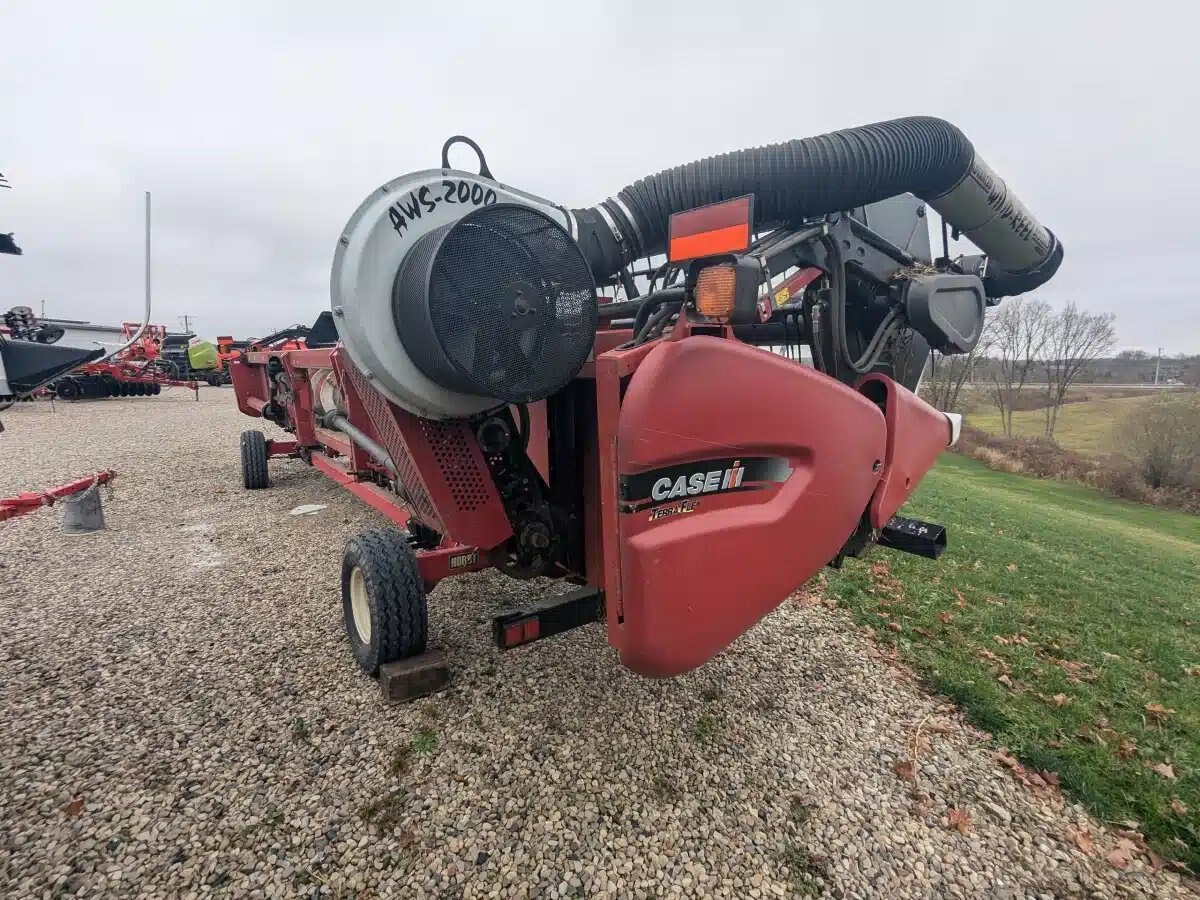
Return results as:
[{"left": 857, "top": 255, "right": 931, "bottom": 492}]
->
[
  {"left": 240, "top": 430, "right": 270, "bottom": 489},
  {"left": 205, "top": 372, "right": 223, "bottom": 387},
  {"left": 341, "top": 528, "right": 428, "bottom": 675},
  {"left": 151, "top": 383, "right": 162, "bottom": 396},
  {"left": 56, "top": 379, "right": 81, "bottom": 401}
]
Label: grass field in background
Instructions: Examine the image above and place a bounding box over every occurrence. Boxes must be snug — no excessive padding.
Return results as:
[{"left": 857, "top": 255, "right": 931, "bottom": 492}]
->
[
  {"left": 825, "top": 454, "right": 1200, "bottom": 868},
  {"left": 966, "top": 395, "right": 1157, "bottom": 456}
]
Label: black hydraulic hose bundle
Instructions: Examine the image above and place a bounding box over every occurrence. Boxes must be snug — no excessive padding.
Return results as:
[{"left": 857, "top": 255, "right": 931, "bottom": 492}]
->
[{"left": 573, "top": 116, "right": 1063, "bottom": 300}]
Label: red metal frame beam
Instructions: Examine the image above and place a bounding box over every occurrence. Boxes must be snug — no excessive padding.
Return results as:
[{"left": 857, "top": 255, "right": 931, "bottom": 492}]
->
[
  {"left": 307, "top": 453, "right": 486, "bottom": 588},
  {"left": 244, "top": 348, "right": 333, "bottom": 369},
  {"left": 1, "top": 470, "right": 116, "bottom": 522},
  {"left": 265, "top": 439, "right": 300, "bottom": 458}
]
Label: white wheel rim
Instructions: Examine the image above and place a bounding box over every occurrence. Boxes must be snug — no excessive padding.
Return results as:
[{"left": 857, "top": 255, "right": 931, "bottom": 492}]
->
[{"left": 349, "top": 566, "right": 372, "bottom": 643}]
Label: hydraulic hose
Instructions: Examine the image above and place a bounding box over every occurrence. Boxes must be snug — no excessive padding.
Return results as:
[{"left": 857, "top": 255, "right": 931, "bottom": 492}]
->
[{"left": 573, "top": 117, "right": 1062, "bottom": 299}]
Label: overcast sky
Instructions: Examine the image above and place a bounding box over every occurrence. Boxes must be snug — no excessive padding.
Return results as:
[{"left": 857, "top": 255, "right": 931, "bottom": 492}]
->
[{"left": 2, "top": 1, "right": 1196, "bottom": 352}]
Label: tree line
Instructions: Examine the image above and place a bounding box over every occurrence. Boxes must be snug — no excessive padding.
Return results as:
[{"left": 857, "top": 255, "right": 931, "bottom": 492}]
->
[{"left": 923, "top": 298, "right": 1117, "bottom": 440}]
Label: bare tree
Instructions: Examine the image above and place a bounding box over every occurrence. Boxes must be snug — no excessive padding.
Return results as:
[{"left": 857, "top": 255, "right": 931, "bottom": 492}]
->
[
  {"left": 1040, "top": 303, "right": 1117, "bottom": 438},
  {"left": 985, "top": 297, "right": 1052, "bottom": 437},
  {"left": 1182, "top": 355, "right": 1200, "bottom": 388},
  {"left": 923, "top": 321, "right": 993, "bottom": 413}
]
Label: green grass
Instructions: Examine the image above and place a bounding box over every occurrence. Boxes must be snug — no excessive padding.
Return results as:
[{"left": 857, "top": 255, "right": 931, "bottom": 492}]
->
[
  {"left": 968, "top": 395, "right": 1158, "bottom": 456},
  {"left": 825, "top": 454, "right": 1200, "bottom": 868},
  {"left": 411, "top": 729, "right": 438, "bottom": 755}
]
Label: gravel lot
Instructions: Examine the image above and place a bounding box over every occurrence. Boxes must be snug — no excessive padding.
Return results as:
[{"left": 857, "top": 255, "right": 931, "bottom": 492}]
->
[{"left": 0, "top": 391, "right": 1193, "bottom": 899}]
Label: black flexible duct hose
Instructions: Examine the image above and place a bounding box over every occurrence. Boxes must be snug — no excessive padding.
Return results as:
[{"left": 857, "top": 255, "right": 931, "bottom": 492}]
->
[{"left": 573, "top": 116, "right": 1063, "bottom": 299}]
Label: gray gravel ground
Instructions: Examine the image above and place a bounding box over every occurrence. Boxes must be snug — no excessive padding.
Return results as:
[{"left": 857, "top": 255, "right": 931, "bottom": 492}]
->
[{"left": 0, "top": 391, "right": 1193, "bottom": 899}]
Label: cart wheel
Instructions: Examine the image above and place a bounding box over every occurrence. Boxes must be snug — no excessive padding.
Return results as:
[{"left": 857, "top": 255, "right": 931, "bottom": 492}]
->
[
  {"left": 240, "top": 430, "right": 270, "bottom": 489},
  {"left": 341, "top": 528, "right": 428, "bottom": 675},
  {"left": 56, "top": 379, "right": 81, "bottom": 401},
  {"left": 152, "top": 383, "right": 162, "bottom": 395},
  {"left": 205, "top": 372, "right": 223, "bottom": 387}
]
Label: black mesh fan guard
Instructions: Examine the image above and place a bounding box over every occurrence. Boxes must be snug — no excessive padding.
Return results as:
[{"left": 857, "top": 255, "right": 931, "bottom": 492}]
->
[{"left": 392, "top": 204, "right": 597, "bottom": 405}]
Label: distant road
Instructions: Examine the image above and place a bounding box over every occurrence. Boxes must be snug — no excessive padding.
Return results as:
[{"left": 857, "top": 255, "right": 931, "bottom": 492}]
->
[{"left": 963, "top": 382, "right": 1191, "bottom": 390}]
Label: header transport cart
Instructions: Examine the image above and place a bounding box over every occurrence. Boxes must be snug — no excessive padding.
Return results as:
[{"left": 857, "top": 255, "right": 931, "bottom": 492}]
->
[{"left": 231, "top": 119, "right": 1062, "bottom": 680}]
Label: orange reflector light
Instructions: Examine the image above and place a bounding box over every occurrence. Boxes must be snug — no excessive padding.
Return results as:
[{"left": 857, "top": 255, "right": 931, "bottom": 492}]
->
[
  {"left": 695, "top": 264, "right": 737, "bottom": 320},
  {"left": 668, "top": 195, "right": 754, "bottom": 263}
]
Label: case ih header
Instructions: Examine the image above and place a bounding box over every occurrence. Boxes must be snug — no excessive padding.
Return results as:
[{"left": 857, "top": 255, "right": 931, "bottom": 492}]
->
[{"left": 232, "top": 117, "right": 1063, "bottom": 679}]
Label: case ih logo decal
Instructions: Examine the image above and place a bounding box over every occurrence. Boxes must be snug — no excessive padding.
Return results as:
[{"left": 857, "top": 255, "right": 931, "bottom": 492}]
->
[
  {"left": 620, "top": 456, "right": 793, "bottom": 514},
  {"left": 652, "top": 460, "right": 746, "bottom": 501}
]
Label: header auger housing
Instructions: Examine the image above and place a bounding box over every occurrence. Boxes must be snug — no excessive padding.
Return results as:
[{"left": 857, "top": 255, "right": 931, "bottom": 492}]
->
[{"left": 233, "top": 117, "right": 1062, "bottom": 683}]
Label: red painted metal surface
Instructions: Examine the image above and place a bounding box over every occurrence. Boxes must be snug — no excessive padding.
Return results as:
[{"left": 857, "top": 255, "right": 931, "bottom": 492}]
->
[
  {"left": 229, "top": 358, "right": 268, "bottom": 417},
  {"left": 308, "top": 452, "right": 486, "bottom": 589},
  {"left": 334, "top": 352, "right": 511, "bottom": 549},
  {"left": 1, "top": 471, "right": 115, "bottom": 522},
  {"left": 265, "top": 439, "right": 300, "bottom": 458},
  {"left": 856, "top": 374, "right": 952, "bottom": 528},
  {"left": 227, "top": 310, "right": 947, "bottom": 679},
  {"left": 611, "top": 337, "right": 886, "bottom": 677}
]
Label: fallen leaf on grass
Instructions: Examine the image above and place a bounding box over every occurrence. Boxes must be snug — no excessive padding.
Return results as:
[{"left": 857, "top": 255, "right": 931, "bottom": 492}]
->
[
  {"left": 952, "top": 588, "right": 968, "bottom": 607},
  {"left": 1145, "top": 703, "right": 1175, "bottom": 724},
  {"left": 997, "top": 674, "right": 1015, "bottom": 688},
  {"left": 912, "top": 627, "right": 935, "bottom": 638},
  {"left": 947, "top": 807, "right": 972, "bottom": 835},
  {"left": 887, "top": 622, "right": 902, "bottom": 632},
  {"left": 977, "top": 648, "right": 1007, "bottom": 669},
  {"left": 1036, "top": 770, "right": 1060, "bottom": 788},
  {"left": 1146, "top": 761, "right": 1177, "bottom": 780},
  {"left": 938, "top": 612, "right": 955, "bottom": 624},
  {"left": 1107, "top": 838, "right": 1138, "bottom": 869},
  {"left": 1117, "top": 739, "right": 1138, "bottom": 760},
  {"left": 1183, "top": 665, "right": 1200, "bottom": 677},
  {"left": 996, "top": 750, "right": 1022, "bottom": 771},
  {"left": 66, "top": 797, "right": 83, "bottom": 817},
  {"left": 1102, "top": 651, "right": 1121, "bottom": 661},
  {"left": 1006, "top": 563, "right": 1018, "bottom": 572},
  {"left": 894, "top": 760, "right": 917, "bottom": 781},
  {"left": 1066, "top": 826, "right": 1095, "bottom": 855},
  {"left": 1171, "top": 798, "right": 1188, "bottom": 815},
  {"left": 1051, "top": 693, "right": 1072, "bottom": 708}
]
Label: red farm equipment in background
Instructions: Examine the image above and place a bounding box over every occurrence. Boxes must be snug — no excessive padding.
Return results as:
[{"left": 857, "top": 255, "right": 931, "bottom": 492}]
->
[
  {"left": 231, "top": 120, "right": 1062, "bottom": 681},
  {"left": 51, "top": 323, "right": 198, "bottom": 400}
]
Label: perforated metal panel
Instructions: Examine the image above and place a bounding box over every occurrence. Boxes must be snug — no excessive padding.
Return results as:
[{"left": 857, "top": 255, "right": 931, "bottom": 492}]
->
[
  {"left": 340, "top": 357, "right": 445, "bottom": 531},
  {"left": 420, "top": 419, "right": 490, "bottom": 512}
]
